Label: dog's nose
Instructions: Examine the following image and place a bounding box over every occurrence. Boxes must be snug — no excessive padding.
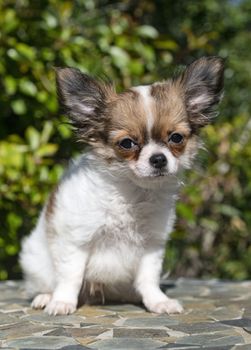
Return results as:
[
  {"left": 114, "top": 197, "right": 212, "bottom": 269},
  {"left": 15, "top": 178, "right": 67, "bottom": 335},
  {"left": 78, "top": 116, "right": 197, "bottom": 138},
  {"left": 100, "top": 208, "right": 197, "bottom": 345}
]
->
[{"left": 149, "top": 153, "right": 167, "bottom": 169}]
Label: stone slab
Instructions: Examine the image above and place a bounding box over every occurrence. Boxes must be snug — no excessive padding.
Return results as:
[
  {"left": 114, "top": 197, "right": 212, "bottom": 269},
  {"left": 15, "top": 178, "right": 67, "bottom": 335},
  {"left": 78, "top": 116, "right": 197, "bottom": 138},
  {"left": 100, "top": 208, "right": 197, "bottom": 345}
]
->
[{"left": 0, "top": 279, "right": 251, "bottom": 349}]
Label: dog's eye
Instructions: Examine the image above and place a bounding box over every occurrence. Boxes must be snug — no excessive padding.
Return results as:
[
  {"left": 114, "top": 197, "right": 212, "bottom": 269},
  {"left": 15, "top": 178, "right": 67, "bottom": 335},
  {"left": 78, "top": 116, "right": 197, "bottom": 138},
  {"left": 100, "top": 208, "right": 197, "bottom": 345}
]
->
[
  {"left": 119, "top": 138, "right": 138, "bottom": 150},
  {"left": 169, "top": 133, "right": 184, "bottom": 144}
]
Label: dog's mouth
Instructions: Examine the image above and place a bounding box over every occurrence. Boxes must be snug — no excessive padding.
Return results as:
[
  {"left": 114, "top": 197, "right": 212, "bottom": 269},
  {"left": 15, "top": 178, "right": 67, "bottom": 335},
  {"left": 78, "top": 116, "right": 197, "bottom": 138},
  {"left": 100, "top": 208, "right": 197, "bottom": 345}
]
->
[
  {"left": 129, "top": 168, "right": 175, "bottom": 188},
  {"left": 137, "top": 171, "right": 170, "bottom": 180},
  {"left": 149, "top": 170, "right": 169, "bottom": 178}
]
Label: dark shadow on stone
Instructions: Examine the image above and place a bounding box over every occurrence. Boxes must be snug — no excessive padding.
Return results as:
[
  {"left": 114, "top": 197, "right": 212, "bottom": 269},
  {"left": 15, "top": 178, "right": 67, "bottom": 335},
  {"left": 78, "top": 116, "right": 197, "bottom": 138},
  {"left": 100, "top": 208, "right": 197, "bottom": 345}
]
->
[{"left": 220, "top": 318, "right": 251, "bottom": 328}]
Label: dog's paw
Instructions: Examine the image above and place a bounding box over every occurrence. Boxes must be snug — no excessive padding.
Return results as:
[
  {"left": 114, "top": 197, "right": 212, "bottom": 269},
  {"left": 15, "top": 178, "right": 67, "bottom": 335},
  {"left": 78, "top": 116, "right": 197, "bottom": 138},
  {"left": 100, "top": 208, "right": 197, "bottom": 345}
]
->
[
  {"left": 147, "top": 298, "right": 183, "bottom": 314},
  {"left": 44, "top": 300, "right": 76, "bottom": 316},
  {"left": 31, "top": 293, "right": 52, "bottom": 309}
]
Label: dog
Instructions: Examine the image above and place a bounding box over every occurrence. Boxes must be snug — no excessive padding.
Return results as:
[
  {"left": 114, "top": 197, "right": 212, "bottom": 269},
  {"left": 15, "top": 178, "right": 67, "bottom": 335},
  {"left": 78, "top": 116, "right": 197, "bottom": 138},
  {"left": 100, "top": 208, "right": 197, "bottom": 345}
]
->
[{"left": 20, "top": 56, "right": 224, "bottom": 315}]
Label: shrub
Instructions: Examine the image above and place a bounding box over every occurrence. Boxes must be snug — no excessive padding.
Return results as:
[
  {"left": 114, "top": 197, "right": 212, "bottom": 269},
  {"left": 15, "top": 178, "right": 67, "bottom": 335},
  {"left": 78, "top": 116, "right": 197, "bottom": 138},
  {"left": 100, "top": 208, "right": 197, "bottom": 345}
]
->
[{"left": 1, "top": 0, "right": 250, "bottom": 280}]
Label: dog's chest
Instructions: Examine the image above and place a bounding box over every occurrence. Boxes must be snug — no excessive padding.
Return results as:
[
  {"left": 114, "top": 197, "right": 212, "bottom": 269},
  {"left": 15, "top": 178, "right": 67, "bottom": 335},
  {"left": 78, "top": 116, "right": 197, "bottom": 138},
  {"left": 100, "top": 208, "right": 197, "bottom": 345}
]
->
[
  {"left": 100, "top": 186, "right": 173, "bottom": 244},
  {"left": 85, "top": 186, "right": 176, "bottom": 285}
]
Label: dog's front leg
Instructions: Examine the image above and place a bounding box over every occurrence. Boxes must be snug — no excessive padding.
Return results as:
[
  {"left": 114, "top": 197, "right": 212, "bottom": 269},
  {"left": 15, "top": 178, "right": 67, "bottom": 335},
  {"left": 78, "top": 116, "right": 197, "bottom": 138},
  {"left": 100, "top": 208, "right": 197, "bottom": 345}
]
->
[
  {"left": 44, "top": 244, "right": 88, "bottom": 316},
  {"left": 134, "top": 248, "right": 183, "bottom": 314}
]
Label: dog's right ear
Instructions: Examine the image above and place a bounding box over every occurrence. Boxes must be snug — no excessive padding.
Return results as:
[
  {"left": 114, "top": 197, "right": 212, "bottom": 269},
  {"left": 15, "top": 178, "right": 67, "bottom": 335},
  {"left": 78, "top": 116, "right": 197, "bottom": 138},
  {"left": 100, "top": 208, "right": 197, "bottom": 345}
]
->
[
  {"left": 178, "top": 57, "right": 224, "bottom": 130},
  {"left": 56, "top": 68, "right": 113, "bottom": 143}
]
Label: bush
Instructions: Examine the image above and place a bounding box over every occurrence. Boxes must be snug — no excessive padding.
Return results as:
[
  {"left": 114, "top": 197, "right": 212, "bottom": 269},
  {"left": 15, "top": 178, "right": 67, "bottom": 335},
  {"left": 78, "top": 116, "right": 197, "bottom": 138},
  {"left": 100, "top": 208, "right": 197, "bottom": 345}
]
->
[{"left": 0, "top": 0, "right": 250, "bottom": 280}]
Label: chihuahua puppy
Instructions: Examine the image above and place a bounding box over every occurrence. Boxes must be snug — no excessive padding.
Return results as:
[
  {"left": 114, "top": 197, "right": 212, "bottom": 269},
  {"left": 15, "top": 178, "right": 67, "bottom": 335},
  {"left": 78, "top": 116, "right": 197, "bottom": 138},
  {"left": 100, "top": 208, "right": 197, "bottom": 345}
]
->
[{"left": 20, "top": 57, "right": 224, "bottom": 315}]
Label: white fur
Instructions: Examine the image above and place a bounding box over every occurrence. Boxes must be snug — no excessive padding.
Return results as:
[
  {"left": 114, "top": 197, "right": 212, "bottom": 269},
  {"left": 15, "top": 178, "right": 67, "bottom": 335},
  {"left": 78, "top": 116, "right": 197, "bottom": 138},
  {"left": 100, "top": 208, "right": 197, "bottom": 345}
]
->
[
  {"left": 133, "top": 85, "right": 154, "bottom": 133},
  {"left": 189, "top": 94, "right": 210, "bottom": 107},
  {"left": 130, "top": 141, "right": 179, "bottom": 178},
  {"left": 74, "top": 103, "right": 94, "bottom": 114},
  {"left": 66, "top": 95, "right": 95, "bottom": 115},
  {"left": 20, "top": 152, "right": 184, "bottom": 315}
]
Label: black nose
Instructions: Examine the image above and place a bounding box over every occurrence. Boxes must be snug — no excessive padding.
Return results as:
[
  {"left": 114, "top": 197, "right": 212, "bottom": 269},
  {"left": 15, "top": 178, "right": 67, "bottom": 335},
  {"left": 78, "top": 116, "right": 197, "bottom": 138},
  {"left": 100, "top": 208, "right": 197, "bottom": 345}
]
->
[{"left": 149, "top": 153, "right": 167, "bottom": 169}]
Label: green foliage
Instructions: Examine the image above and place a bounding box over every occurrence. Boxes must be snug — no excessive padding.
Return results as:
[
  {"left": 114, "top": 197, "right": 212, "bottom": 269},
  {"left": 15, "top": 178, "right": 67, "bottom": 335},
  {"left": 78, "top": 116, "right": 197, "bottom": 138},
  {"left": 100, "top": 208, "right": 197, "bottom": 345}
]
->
[
  {"left": 0, "top": 122, "right": 63, "bottom": 279},
  {"left": 167, "top": 115, "right": 251, "bottom": 280},
  {"left": 0, "top": 0, "right": 250, "bottom": 280}
]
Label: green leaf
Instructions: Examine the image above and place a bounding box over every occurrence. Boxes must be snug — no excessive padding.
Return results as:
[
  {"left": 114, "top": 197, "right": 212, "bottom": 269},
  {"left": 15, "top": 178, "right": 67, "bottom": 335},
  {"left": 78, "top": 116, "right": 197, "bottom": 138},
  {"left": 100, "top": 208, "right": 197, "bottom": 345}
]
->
[
  {"left": 57, "top": 123, "right": 72, "bottom": 139},
  {"left": 43, "top": 12, "right": 58, "bottom": 28},
  {"left": 110, "top": 46, "right": 130, "bottom": 69},
  {"left": 155, "top": 40, "right": 178, "bottom": 50},
  {"left": 4, "top": 76, "right": 17, "bottom": 95},
  {"left": 19, "top": 79, "right": 37, "bottom": 96},
  {"left": 11, "top": 99, "right": 27, "bottom": 115},
  {"left": 0, "top": 141, "right": 25, "bottom": 169},
  {"left": 25, "top": 127, "right": 40, "bottom": 151},
  {"left": 36, "top": 144, "right": 58, "bottom": 157},
  {"left": 136, "top": 25, "right": 159, "bottom": 39},
  {"left": 177, "top": 203, "right": 195, "bottom": 223},
  {"left": 215, "top": 204, "right": 241, "bottom": 217},
  {"left": 40, "top": 121, "right": 54, "bottom": 144},
  {"left": 16, "top": 43, "right": 36, "bottom": 60}
]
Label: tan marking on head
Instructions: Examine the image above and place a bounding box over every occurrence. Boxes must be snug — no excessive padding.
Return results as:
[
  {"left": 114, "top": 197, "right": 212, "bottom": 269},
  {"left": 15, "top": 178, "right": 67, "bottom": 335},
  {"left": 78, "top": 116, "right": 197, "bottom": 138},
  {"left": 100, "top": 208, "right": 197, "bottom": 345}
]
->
[
  {"left": 107, "top": 89, "right": 148, "bottom": 161},
  {"left": 106, "top": 81, "right": 198, "bottom": 164},
  {"left": 151, "top": 82, "right": 187, "bottom": 140},
  {"left": 150, "top": 82, "right": 194, "bottom": 158},
  {"left": 108, "top": 89, "right": 148, "bottom": 140}
]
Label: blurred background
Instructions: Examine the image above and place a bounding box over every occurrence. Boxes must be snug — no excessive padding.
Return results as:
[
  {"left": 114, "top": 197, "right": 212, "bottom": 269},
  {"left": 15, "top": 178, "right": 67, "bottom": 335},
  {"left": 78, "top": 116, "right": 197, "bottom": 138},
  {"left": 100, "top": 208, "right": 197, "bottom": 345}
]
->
[{"left": 0, "top": 0, "right": 251, "bottom": 281}]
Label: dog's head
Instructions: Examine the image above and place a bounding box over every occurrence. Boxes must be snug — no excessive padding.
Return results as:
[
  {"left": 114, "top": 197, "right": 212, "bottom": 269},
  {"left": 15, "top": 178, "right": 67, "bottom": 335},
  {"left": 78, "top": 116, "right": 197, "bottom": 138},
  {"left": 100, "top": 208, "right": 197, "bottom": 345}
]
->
[{"left": 56, "top": 57, "right": 224, "bottom": 186}]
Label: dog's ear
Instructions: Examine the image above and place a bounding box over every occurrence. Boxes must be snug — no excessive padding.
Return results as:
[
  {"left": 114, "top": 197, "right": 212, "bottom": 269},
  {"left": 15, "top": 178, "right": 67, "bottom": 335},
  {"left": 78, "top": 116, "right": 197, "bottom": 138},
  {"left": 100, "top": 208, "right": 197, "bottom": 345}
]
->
[
  {"left": 56, "top": 68, "right": 113, "bottom": 143},
  {"left": 178, "top": 56, "right": 224, "bottom": 130}
]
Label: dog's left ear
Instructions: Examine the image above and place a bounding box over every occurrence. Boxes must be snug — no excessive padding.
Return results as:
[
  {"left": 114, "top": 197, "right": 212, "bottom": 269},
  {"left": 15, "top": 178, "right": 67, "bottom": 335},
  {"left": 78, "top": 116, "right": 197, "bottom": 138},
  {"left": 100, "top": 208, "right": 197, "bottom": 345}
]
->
[
  {"left": 178, "top": 56, "right": 224, "bottom": 130},
  {"left": 56, "top": 67, "right": 113, "bottom": 143}
]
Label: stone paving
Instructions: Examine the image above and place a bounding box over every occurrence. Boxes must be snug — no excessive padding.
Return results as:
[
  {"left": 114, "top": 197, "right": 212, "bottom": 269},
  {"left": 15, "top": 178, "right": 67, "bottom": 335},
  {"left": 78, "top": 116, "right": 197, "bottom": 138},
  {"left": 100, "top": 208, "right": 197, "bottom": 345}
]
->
[{"left": 1, "top": 279, "right": 251, "bottom": 349}]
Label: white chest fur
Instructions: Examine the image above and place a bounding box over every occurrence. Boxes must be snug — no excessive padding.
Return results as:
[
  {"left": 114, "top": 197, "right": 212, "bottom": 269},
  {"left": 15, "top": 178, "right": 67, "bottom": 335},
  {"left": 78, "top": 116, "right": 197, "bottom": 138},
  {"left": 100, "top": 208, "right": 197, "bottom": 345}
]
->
[{"left": 48, "top": 154, "right": 179, "bottom": 286}]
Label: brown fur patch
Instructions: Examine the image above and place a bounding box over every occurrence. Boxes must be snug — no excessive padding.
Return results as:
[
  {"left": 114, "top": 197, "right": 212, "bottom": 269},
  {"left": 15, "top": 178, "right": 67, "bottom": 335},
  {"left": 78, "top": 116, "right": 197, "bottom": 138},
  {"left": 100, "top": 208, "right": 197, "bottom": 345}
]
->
[
  {"left": 150, "top": 82, "right": 192, "bottom": 157},
  {"left": 45, "top": 186, "right": 58, "bottom": 221},
  {"left": 107, "top": 89, "right": 148, "bottom": 162},
  {"left": 151, "top": 82, "right": 188, "bottom": 141},
  {"left": 45, "top": 186, "right": 60, "bottom": 240}
]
